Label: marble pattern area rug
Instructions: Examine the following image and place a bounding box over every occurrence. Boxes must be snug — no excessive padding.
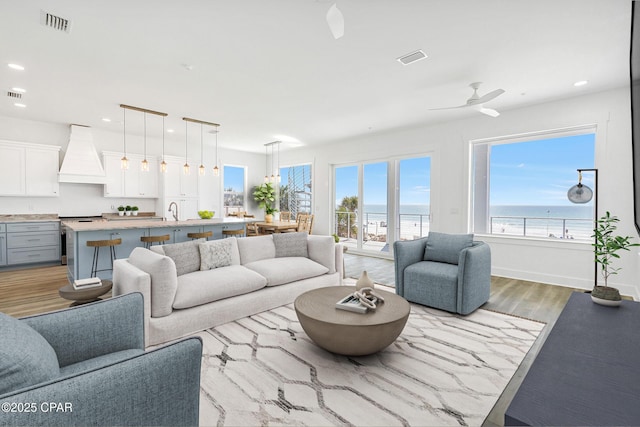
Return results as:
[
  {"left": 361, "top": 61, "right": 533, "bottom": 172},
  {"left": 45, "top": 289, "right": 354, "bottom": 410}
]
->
[{"left": 193, "top": 303, "right": 544, "bottom": 427}]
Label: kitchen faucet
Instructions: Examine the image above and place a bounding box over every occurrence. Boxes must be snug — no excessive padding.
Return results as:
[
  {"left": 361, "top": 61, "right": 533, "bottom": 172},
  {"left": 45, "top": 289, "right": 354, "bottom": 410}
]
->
[{"left": 168, "top": 202, "right": 179, "bottom": 221}]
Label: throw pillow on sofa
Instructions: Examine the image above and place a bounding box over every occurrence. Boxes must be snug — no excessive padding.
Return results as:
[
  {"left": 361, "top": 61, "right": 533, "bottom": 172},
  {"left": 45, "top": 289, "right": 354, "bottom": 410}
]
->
[
  {"left": 423, "top": 231, "right": 473, "bottom": 265},
  {"left": 199, "top": 238, "right": 240, "bottom": 270},
  {"left": 162, "top": 239, "right": 205, "bottom": 276},
  {"left": 272, "top": 232, "right": 309, "bottom": 258},
  {"left": 0, "top": 312, "right": 60, "bottom": 395}
]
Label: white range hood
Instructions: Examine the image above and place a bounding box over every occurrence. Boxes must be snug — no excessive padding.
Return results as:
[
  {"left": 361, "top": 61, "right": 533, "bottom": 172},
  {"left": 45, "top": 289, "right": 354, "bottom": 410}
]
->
[{"left": 58, "top": 125, "right": 107, "bottom": 184}]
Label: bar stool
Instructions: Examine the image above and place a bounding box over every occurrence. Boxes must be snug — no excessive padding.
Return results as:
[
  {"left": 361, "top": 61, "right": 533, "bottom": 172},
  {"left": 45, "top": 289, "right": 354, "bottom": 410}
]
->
[
  {"left": 86, "top": 238, "right": 122, "bottom": 278},
  {"left": 140, "top": 234, "right": 170, "bottom": 249},
  {"left": 187, "top": 231, "right": 212, "bottom": 240},
  {"left": 222, "top": 228, "right": 246, "bottom": 238}
]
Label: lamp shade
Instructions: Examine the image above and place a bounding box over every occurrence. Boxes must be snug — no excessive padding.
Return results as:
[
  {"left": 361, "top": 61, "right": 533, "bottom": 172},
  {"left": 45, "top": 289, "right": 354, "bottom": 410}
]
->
[{"left": 567, "top": 183, "right": 593, "bottom": 204}]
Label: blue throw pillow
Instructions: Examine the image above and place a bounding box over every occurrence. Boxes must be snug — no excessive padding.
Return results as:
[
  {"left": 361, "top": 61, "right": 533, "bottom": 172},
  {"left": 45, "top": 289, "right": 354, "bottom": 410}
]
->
[
  {"left": 423, "top": 231, "right": 473, "bottom": 265},
  {"left": 0, "top": 312, "right": 60, "bottom": 395}
]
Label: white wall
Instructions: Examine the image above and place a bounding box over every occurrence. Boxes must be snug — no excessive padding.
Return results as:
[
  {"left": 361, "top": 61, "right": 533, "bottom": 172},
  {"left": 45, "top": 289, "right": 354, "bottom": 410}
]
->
[
  {"left": 280, "top": 87, "right": 640, "bottom": 299},
  {"left": 0, "top": 116, "right": 267, "bottom": 218},
  {"left": 1, "top": 87, "right": 637, "bottom": 298}
]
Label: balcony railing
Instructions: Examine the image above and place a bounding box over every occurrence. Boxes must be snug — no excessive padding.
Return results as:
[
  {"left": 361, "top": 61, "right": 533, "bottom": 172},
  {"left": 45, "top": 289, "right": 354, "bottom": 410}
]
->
[
  {"left": 490, "top": 216, "right": 593, "bottom": 240},
  {"left": 334, "top": 211, "right": 430, "bottom": 243}
]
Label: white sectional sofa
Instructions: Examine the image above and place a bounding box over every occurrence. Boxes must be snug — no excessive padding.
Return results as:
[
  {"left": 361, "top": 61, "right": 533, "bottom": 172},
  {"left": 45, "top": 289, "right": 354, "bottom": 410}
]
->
[{"left": 113, "top": 232, "right": 343, "bottom": 346}]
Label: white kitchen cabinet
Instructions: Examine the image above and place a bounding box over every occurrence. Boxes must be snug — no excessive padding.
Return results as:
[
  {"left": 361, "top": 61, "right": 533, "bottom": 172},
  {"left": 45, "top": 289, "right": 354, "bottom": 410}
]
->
[
  {"left": 162, "top": 156, "right": 199, "bottom": 198},
  {"left": 0, "top": 141, "right": 60, "bottom": 197},
  {"left": 103, "top": 152, "right": 158, "bottom": 198},
  {"left": 26, "top": 148, "right": 60, "bottom": 196},
  {"left": 103, "top": 153, "right": 124, "bottom": 197}
]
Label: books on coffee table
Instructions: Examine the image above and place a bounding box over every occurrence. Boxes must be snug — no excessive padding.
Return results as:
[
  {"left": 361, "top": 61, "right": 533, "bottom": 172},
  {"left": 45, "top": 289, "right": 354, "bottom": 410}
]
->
[
  {"left": 335, "top": 294, "right": 368, "bottom": 314},
  {"left": 73, "top": 277, "right": 103, "bottom": 290}
]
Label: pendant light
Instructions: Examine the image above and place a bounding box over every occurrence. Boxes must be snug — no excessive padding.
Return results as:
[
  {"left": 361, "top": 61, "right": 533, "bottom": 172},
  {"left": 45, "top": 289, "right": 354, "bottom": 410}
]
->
[
  {"left": 213, "top": 125, "right": 220, "bottom": 177},
  {"left": 183, "top": 119, "right": 190, "bottom": 175},
  {"left": 270, "top": 143, "right": 275, "bottom": 183},
  {"left": 567, "top": 170, "right": 594, "bottom": 203},
  {"left": 160, "top": 116, "right": 167, "bottom": 173},
  {"left": 198, "top": 123, "right": 205, "bottom": 176},
  {"left": 276, "top": 141, "right": 281, "bottom": 183},
  {"left": 264, "top": 144, "right": 269, "bottom": 182},
  {"left": 119, "top": 104, "right": 167, "bottom": 172},
  {"left": 141, "top": 112, "right": 149, "bottom": 172},
  {"left": 121, "top": 107, "right": 129, "bottom": 169}
]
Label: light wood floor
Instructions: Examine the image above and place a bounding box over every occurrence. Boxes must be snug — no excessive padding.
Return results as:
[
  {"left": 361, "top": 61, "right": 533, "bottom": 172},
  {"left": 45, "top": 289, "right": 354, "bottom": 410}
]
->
[{"left": 0, "top": 258, "right": 591, "bottom": 426}]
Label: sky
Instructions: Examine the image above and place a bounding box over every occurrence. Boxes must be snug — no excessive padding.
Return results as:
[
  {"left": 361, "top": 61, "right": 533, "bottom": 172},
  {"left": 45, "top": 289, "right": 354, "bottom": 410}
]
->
[
  {"left": 223, "top": 165, "right": 245, "bottom": 192},
  {"left": 333, "top": 133, "right": 595, "bottom": 208},
  {"left": 490, "top": 133, "right": 595, "bottom": 206},
  {"left": 335, "top": 156, "right": 431, "bottom": 206}
]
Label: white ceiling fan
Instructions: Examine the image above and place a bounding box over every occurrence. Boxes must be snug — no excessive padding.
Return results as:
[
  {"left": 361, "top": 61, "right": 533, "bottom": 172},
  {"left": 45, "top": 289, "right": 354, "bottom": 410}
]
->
[{"left": 431, "top": 82, "right": 505, "bottom": 117}]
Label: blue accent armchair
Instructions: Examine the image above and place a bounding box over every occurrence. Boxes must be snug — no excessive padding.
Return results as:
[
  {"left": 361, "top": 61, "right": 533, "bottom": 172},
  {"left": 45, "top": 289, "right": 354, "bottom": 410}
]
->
[
  {"left": 394, "top": 232, "right": 491, "bottom": 315},
  {"left": 0, "top": 293, "right": 202, "bottom": 427}
]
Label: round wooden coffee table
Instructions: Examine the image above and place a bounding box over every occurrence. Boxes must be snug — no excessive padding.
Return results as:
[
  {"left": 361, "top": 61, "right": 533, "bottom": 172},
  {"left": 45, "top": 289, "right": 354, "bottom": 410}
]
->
[
  {"left": 294, "top": 286, "right": 410, "bottom": 356},
  {"left": 59, "top": 280, "right": 112, "bottom": 306}
]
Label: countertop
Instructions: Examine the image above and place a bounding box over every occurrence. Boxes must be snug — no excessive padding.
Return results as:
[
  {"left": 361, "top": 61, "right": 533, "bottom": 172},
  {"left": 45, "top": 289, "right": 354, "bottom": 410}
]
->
[
  {"left": 0, "top": 214, "right": 60, "bottom": 222},
  {"left": 62, "top": 217, "right": 257, "bottom": 232}
]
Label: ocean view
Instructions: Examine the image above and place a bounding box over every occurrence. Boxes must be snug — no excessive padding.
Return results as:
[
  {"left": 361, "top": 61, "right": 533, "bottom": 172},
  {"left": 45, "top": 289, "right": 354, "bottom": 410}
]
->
[{"left": 337, "top": 204, "right": 594, "bottom": 241}]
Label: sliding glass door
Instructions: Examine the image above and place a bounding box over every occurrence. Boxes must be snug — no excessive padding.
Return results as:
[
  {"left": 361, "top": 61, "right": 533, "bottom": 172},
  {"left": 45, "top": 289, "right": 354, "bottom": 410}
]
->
[
  {"left": 334, "top": 155, "right": 430, "bottom": 256},
  {"left": 397, "top": 156, "right": 431, "bottom": 241}
]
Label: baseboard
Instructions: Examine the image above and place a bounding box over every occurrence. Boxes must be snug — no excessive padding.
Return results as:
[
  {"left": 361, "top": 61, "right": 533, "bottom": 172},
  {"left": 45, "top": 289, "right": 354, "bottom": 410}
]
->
[{"left": 492, "top": 267, "right": 638, "bottom": 300}]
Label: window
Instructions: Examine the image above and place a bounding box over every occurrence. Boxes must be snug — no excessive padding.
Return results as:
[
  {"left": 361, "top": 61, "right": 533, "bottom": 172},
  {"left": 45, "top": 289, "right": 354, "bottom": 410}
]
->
[
  {"left": 334, "top": 155, "right": 431, "bottom": 254},
  {"left": 223, "top": 165, "right": 245, "bottom": 215},
  {"left": 279, "top": 164, "right": 312, "bottom": 219},
  {"left": 471, "top": 126, "right": 595, "bottom": 240}
]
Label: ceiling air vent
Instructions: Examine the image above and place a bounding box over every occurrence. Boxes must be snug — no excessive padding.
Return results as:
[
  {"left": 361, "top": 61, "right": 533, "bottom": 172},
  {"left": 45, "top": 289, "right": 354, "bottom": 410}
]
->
[
  {"left": 40, "top": 10, "right": 72, "bottom": 33},
  {"left": 7, "top": 91, "right": 23, "bottom": 99},
  {"left": 397, "top": 49, "right": 428, "bottom": 66}
]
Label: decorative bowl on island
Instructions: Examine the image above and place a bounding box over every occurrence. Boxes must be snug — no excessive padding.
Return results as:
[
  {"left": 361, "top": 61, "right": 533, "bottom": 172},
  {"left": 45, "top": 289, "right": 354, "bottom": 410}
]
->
[{"left": 198, "top": 210, "right": 215, "bottom": 219}]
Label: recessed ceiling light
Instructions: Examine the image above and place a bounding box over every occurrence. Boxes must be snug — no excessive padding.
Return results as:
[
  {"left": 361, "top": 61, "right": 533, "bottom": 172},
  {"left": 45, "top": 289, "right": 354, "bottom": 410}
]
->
[
  {"left": 11, "top": 87, "right": 26, "bottom": 93},
  {"left": 102, "top": 118, "right": 111, "bottom": 122},
  {"left": 8, "top": 63, "right": 25, "bottom": 71},
  {"left": 167, "top": 129, "right": 174, "bottom": 133},
  {"left": 574, "top": 80, "right": 588, "bottom": 87},
  {"left": 14, "top": 103, "right": 26, "bottom": 108}
]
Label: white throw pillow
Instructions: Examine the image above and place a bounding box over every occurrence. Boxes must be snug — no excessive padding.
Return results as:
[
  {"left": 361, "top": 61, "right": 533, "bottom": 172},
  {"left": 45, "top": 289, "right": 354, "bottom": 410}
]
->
[
  {"left": 199, "top": 239, "right": 239, "bottom": 270},
  {"left": 272, "top": 232, "right": 308, "bottom": 258}
]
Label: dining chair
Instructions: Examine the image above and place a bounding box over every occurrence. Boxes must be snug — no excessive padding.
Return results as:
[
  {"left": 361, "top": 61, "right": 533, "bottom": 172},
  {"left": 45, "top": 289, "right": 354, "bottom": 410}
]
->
[{"left": 297, "top": 214, "right": 314, "bottom": 234}]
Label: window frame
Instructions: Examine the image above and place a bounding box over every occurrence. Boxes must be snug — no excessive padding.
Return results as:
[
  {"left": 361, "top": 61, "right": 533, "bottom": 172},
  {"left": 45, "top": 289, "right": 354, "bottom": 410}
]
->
[{"left": 469, "top": 124, "right": 597, "bottom": 240}]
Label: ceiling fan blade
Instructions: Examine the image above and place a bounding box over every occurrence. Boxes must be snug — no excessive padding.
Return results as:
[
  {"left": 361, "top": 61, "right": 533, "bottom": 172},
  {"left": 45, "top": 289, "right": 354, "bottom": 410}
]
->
[
  {"left": 477, "top": 106, "right": 500, "bottom": 117},
  {"left": 326, "top": 4, "right": 344, "bottom": 39},
  {"left": 475, "top": 88, "right": 505, "bottom": 104},
  {"left": 428, "top": 104, "right": 468, "bottom": 111}
]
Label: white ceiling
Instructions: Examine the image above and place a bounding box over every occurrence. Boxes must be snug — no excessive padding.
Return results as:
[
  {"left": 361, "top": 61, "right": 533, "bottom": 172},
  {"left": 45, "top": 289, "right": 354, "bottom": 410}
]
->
[{"left": 0, "top": 0, "right": 632, "bottom": 153}]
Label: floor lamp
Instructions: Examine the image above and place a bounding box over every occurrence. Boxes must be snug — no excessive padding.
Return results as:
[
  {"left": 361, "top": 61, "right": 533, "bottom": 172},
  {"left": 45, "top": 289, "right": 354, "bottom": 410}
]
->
[{"left": 567, "top": 168, "right": 598, "bottom": 288}]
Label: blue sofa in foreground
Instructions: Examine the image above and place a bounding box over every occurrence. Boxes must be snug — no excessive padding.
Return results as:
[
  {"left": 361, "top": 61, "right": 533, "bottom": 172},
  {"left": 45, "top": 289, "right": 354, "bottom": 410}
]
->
[
  {"left": 0, "top": 293, "right": 202, "bottom": 427},
  {"left": 394, "top": 232, "right": 491, "bottom": 315}
]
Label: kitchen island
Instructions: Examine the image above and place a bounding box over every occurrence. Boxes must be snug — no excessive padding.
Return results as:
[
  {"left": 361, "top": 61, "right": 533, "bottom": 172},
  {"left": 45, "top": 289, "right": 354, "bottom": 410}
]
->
[{"left": 64, "top": 218, "right": 256, "bottom": 281}]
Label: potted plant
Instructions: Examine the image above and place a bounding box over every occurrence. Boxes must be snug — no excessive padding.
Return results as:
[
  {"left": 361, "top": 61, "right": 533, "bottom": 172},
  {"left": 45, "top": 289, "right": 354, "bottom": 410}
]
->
[
  {"left": 253, "top": 182, "right": 278, "bottom": 223},
  {"left": 117, "top": 205, "right": 125, "bottom": 217},
  {"left": 131, "top": 206, "right": 139, "bottom": 216},
  {"left": 125, "top": 205, "right": 132, "bottom": 216},
  {"left": 591, "top": 211, "right": 640, "bottom": 306}
]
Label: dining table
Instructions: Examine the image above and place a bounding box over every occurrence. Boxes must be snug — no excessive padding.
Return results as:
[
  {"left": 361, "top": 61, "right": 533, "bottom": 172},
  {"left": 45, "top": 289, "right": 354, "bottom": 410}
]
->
[{"left": 255, "top": 220, "right": 299, "bottom": 233}]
